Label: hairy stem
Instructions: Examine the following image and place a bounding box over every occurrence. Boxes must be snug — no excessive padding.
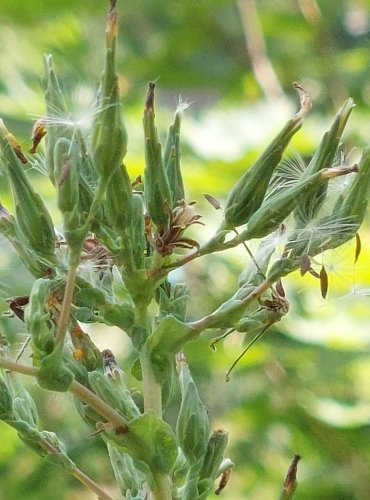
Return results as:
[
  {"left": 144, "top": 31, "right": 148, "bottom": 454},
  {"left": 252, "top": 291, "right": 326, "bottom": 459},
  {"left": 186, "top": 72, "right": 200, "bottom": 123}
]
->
[
  {"left": 54, "top": 263, "right": 78, "bottom": 347},
  {"left": 152, "top": 472, "right": 172, "bottom": 500},
  {"left": 0, "top": 358, "right": 129, "bottom": 432},
  {"left": 139, "top": 347, "right": 162, "bottom": 416},
  {"left": 189, "top": 279, "right": 272, "bottom": 332},
  {"left": 135, "top": 303, "right": 162, "bottom": 416},
  {"left": 135, "top": 305, "right": 172, "bottom": 499},
  {"left": 38, "top": 436, "right": 115, "bottom": 500}
]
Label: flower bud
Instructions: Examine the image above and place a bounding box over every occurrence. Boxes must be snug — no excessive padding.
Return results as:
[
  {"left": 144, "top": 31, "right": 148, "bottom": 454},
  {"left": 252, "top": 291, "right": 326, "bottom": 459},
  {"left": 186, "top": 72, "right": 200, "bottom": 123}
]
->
[
  {"left": 335, "top": 146, "right": 370, "bottom": 229},
  {"left": 70, "top": 324, "right": 103, "bottom": 372},
  {"left": 54, "top": 138, "right": 84, "bottom": 253},
  {"left": 0, "top": 202, "right": 46, "bottom": 276},
  {"left": 92, "top": 0, "right": 127, "bottom": 184},
  {"left": 223, "top": 83, "right": 311, "bottom": 228},
  {"left": 128, "top": 193, "right": 146, "bottom": 269},
  {"left": 0, "top": 120, "right": 56, "bottom": 267},
  {"left": 143, "top": 82, "right": 172, "bottom": 229},
  {"left": 0, "top": 376, "right": 14, "bottom": 421},
  {"left": 237, "top": 165, "right": 357, "bottom": 242},
  {"left": 294, "top": 98, "right": 354, "bottom": 224},
  {"left": 198, "top": 429, "right": 229, "bottom": 495},
  {"left": 43, "top": 54, "right": 70, "bottom": 184},
  {"left": 88, "top": 370, "right": 140, "bottom": 421},
  {"left": 24, "top": 278, "right": 56, "bottom": 359},
  {"left": 107, "top": 443, "right": 146, "bottom": 497},
  {"left": 176, "top": 361, "right": 211, "bottom": 465},
  {"left": 104, "top": 164, "right": 134, "bottom": 233},
  {"left": 163, "top": 106, "right": 186, "bottom": 206}
]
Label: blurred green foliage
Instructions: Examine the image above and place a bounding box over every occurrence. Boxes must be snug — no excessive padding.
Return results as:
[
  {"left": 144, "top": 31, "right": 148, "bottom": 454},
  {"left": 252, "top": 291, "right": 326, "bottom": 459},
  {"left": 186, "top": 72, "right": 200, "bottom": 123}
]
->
[{"left": 1, "top": 1, "right": 370, "bottom": 499}]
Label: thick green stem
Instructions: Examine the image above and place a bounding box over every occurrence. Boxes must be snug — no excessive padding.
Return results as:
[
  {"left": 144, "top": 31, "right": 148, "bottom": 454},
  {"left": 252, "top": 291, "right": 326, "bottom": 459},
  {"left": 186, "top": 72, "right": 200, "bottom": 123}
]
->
[
  {"left": 139, "top": 347, "right": 162, "bottom": 416},
  {"left": 135, "top": 303, "right": 163, "bottom": 416},
  {"left": 135, "top": 304, "right": 172, "bottom": 499},
  {"left": 152, "top": 471, "right": 172, "bottom": 500}
]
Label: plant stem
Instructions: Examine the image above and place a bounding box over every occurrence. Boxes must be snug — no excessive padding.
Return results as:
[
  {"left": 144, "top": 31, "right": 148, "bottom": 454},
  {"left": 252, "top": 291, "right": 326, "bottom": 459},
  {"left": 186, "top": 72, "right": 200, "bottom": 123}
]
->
[
  {"left": 0, "top": 358, "right": 129, "bottom": 432},
  {"left": 71, "top": 468, "right": 115, "bottom": 500},
  {"left": 135, "top": 304, "right": 172, "bottom": 500},
  {"left": 135, "top": 303, "right": 162, "bottom": 416},
  {"left": 69, "top": 380, "right": 129, "bottom": 432},
  {"left": 152, "top": 471, "right": 172, "bottom": 500},
  {"left": 54, "top": 263, "right": 78, "bottom": 347},
  {"left": 189, "top": 279, "right": 272, "bottom": 332},
  {"left": 38, "top": 436, "right": 115, "bottom": 500},
  {"left": 139, "top": 347, "right": 162, "bottom": 416}
]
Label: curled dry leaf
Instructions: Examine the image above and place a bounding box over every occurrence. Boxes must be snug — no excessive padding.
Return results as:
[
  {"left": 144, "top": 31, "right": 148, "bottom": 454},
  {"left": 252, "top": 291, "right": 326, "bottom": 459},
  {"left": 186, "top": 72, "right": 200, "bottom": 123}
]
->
[
  {"left": 203, "top": 193, "right": 222, "bottom": 210},
  {"left": 319, "top": 265, "right": 328, "bottom": 299}
]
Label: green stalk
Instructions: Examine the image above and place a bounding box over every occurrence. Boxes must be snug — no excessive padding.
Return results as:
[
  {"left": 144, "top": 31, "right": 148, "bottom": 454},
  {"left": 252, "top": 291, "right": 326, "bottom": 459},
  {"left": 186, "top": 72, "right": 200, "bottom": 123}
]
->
[
  {"left": 39, "top": 436, "right": 114, "bottom": 500},
  {"left": 135, "top": 303, "right": 162, "bottom": 416},
  {"left": 0, "top": 358, "right": 129, "bottom": 432},
  {"left": 152, "top": 472, "right": 172, "bottom": 500},
  {"left": 135, "top": 303, "right": 173, "bottom": 500},
  {"left": 54, "top": 263, "right": 79, "bottom": 347}
]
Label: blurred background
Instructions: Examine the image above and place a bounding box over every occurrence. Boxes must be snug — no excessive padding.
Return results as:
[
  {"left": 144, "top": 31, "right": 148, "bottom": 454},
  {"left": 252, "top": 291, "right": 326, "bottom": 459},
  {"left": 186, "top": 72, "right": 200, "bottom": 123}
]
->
[{"left": 1, "top": 0, "right": 370, "bottom": 498}]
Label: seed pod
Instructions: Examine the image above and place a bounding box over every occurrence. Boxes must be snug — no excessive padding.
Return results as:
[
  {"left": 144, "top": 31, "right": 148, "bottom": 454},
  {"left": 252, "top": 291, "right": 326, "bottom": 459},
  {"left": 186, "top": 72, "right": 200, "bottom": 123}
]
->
[
  {"left": 0, "top": 202, "right": 46, "bottom": 277},
  {"left": 143, "top": 82, "right": 172, "bottom": 229},
  {"left": 54, "top": 138, "right": 79, "bottom": 216},
  {"left": 223, "top": 83, "right": 311, "bottom": 228},
  {"left": 104, "top": 164, "right": 133, "bottom": 233},
  {"left": 198, "top": 429, "right": 229, "bottom": 487},
  {"left": 237, "top": 165, "right": 357, "bottom": 242},
  {"left": 294, "top": 98, "right": 355, "bottom": 224},
  {"left": 43, "top": 54, "right": 70, "bottom": 184},
  {"left": 266, "top": 257, "right": 297, "bottom": 283},
  {"left": 0, "top": 121, "right": 56, "bottom": 266},
  {"left": 176, "top": 361, "right": 211, "bottom": 465},
  {"left": 24, "top": 278, "right": 56, "bottom": 359},
  {"left": 92, "top": 0, "right": 128, "bottom": 184},
  {"left": 107, "top": 443, "right": 146, "bottom": 498},
  {"left": 53, "top": 137, "right": 84, "bottom": 254},
  {"left": 287, "top": 148, "right": 370, "bottom": 259},
  {"left": 70, "top": 324, "right": 103, "bottom": 372},
  {"left": 127, "top": 193, "right": 146, "bottom": 269},
  {"left": 335, "top": 146, "right": 370, "bottom": 228},
  {"left": 157, "top": 281, "right": 190, "bottom": 322},
  {"left": 88, "top": 370, "right": 140, "bottom": 422},
  {"left": 163, "top": 106, "right": 185, "bottom": 206},
  {"left": 0, "top": 376, "right": 14, "bottom": 421}
]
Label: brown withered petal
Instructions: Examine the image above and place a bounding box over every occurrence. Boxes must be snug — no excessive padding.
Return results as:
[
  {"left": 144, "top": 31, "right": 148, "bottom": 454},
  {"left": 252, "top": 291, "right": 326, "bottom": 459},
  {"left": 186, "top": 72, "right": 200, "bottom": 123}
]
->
[
  {"left": 106, "top": 0, "right": 118, "bottom": 42},
  {"left": 300, "top": 255, "right": 311, "bottom": 276},
  {"left": 13, "top": 144, "right": 28, "bottom": 164},
  {"left": 6, "top": 295, "right": 30, "bottom": 321},
  {"left": 215, "top": 468, "right": 232, "bottom": 495},
  {"left": 131, "top": 175, "right": 142, "bottom": 188},
  {"left": 308, "top": 268, "right": 320, "bottom": 279},
  {"left": 283, "top": 454, "right": 301, "bottom": 494},
  {"left": 319, "top": 265, "right": 328, "bottom": 299},
  {"left": 145, "top": 82, "right": 155, "bottom": 112},
  {"left": 275, "top": 279, "right": 285, "bottom": 297},
  {"left": 170, "top": 237, "right": 200, "bottom": 249},
  {"left": 29, "top": 119, "right": 47, "bottom": 154},
  {"left": 203, "top": 193, "right": 222, "bottom": 210},
  {"left": 355, "top": 233, "right": 361, "bottom": 264}
]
